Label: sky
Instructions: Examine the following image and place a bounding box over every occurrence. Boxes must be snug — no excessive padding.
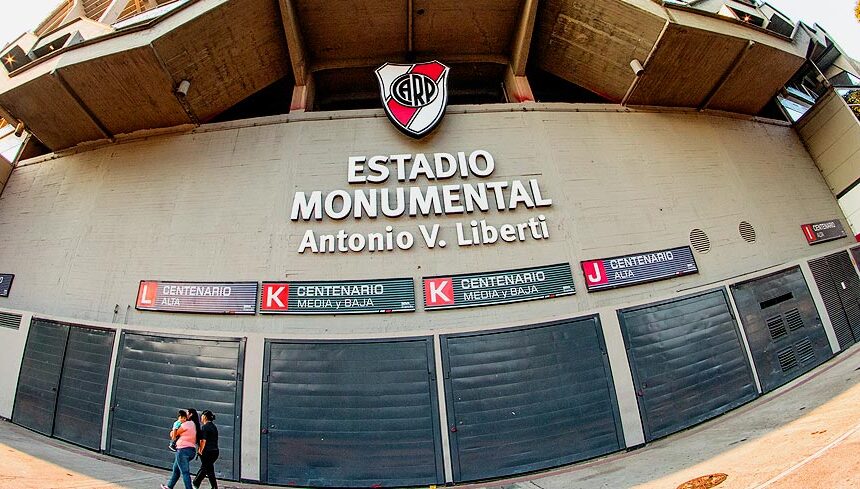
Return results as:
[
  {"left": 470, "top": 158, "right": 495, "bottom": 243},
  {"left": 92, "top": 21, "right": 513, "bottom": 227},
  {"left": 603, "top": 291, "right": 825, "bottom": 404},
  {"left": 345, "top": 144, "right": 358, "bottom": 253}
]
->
[{"left": 0, "top": 0, "right": 858, "bottom": 57}]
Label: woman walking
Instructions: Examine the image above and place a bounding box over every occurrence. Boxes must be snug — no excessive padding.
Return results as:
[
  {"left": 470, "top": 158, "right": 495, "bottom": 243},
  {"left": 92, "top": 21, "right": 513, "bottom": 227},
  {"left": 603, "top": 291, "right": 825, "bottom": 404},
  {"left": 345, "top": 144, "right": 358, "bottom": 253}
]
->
[
  {"left": 161, "top": 408, "right": 198, "bottom": 489},
  {"left": 193, "top": 410, "right": 220, "bottom": 489}
]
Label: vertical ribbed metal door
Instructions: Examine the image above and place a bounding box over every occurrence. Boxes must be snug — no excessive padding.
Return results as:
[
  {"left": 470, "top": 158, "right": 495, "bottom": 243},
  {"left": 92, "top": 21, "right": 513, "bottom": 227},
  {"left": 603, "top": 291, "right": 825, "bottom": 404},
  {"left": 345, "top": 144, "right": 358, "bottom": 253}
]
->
[
  {"left": 261, "top": 338, "right": 443, "bottom": 488},
  {"left": 618, "top": 288, "right": 758, "bottom": 441},
  {"left": 809, "top": 251, "right": 860, "bottom": 350},
  {"left": 441, "top": 316, "right": 624, "bottom": 482},
  {"left": 107, "top": 333, "right": 245, "bottom": 480},
  {"left": 12, "top": 319, "right": 115, "bottom": 450},
  {"left": 12, "top": 319, "right": 70, "bottom": 435},
  {"left": 52, "top": 325, "right": 115, "bottom": 449},
  {"left": 730, "top": 266, "right": 832, "bottom": 393}
]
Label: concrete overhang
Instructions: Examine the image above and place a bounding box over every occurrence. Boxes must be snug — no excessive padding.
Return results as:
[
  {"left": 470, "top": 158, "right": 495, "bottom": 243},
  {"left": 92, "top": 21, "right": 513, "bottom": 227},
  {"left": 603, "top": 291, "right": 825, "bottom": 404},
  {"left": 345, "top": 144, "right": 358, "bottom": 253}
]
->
[
  {"left": 0, "top": 0, "right": 290, "bottom": 151},
  {"left": 0, "top": 0, "right": 818, "bottom": 152},
  {"left": 625, "top": 4, "right": 809, "bottom": 114}
]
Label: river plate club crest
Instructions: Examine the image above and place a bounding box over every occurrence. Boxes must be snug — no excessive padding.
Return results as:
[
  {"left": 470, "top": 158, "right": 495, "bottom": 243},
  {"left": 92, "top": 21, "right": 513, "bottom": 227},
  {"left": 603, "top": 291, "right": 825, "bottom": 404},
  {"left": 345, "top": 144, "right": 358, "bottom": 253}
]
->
[{"left": 375, "top": 60, "right": 450, "bottom": 139}]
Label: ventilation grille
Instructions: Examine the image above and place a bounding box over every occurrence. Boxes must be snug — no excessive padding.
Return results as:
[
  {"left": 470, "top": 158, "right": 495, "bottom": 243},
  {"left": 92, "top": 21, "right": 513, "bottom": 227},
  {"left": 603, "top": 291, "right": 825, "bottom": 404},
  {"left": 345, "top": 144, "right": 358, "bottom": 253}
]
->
[
  {"left": 760, "top": 292, "right": 793, "bottom": 310},
  {"left": 739, "top": 221, "right": 756, "bottom": 243},
  {"left": 0, "top": 312, "right": 21, "bottom": 330},
  {"left": 777, "top": 347, "right": 798, "bottom": 372},
  {"left": 690, "top": 229, "right": 711, "bottom": 253},
  {"left": 795, "top": 338, "right": 815, "bottom": 365},
  {"left": 785, "top": 309, "right": 804, "bottom": 331},
  {"left": 767, "top": 315, "right": 788, "bottom": 340}
]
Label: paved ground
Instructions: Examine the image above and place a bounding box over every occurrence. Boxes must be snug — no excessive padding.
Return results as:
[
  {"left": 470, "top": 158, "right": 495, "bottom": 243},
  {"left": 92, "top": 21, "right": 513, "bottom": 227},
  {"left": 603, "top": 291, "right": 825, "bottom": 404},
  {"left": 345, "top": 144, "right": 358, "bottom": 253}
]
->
[{"left": 0, "top": 345, "right": 858, "bottom": 489}]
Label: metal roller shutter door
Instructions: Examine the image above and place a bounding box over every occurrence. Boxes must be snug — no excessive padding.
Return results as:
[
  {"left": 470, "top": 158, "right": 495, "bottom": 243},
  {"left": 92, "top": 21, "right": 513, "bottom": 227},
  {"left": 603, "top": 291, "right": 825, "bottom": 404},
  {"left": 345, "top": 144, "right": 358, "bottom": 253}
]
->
[
  {"left": 730, "top": 266, "right": 832, "bottom": 393},
  {"left": 618, "top": 289, "right": 758, "bottom": 441},
  {"left": 108, "top": 333, "right": 244, "bottom": 480},
  {"left": 12, "top": 319, "right": 69, "bottom": 435},
  {"left": 52, "top": 326, "right": 115, "bottom": 449},
  {"left": 809, "top": 253, "right": 858, "bottom": 350},
  {"left": 828, "top": 251, "right": 860, "bottom": 342},
  {"left": 262, "top": 339, "right": 444, "bottom": 488},
  {"left": 441, "top": 316, "right": 624, "bottom": 482}
]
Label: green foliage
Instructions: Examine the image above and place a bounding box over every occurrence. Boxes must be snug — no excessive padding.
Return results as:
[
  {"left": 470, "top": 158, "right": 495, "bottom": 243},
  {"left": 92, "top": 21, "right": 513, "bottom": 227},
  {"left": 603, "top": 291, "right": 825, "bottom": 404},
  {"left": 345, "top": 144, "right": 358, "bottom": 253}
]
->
[{"left": 847, "top": 89, "right": 860, "bottom": 119}]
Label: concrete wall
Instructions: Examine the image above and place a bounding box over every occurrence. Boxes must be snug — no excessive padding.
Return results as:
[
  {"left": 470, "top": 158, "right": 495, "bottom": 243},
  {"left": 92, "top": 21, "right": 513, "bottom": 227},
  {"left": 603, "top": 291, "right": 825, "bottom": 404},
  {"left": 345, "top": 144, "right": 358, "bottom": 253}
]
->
[
  {"left": 0, "top": 106, "right": 850, "bottom": 335},
  {"left": 0, "top": 312, "right": 29, "bottom": 418},
  {"left": 797, "top": 89, "right": 860, "bottom": 197},
  {"left": 0, "top": 156, "right": 11, "bottom": 193}
]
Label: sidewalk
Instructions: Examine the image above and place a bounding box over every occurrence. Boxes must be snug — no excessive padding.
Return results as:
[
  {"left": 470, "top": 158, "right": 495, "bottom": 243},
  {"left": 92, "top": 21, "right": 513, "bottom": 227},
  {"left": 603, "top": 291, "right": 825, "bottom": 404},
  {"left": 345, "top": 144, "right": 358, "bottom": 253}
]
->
[{"left": 0, "top": 345, "right": 858, "bottom": 489}]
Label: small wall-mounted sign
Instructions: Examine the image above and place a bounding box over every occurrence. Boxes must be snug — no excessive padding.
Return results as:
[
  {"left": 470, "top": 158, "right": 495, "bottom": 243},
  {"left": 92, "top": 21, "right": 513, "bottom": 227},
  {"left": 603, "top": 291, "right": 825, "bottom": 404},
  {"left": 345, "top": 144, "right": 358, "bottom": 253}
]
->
[
  {"left": 801, "top": 219, "right": 846, "bottom": 245},
  {"left": 581, "top": 246, "right": 698, "bottom": 292},
  {"left": 423, "top": 263, "right": 575, "bottom": 310},
  {"left": 260, "top": 278, "right": 415, "bottom": 314},
  {"left": 136, "top": 281, "right": 258, "bottom": 314},
  {"left": 0, "top": 273, "right": 14, "bottom": 297}
]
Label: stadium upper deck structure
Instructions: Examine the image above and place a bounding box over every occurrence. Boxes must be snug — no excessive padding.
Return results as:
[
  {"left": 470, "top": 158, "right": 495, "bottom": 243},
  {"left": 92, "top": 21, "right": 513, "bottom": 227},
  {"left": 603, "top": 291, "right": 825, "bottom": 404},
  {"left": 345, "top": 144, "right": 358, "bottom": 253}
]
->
[{"left": 0, "top": 0, "right": 859, "bottom": 487}]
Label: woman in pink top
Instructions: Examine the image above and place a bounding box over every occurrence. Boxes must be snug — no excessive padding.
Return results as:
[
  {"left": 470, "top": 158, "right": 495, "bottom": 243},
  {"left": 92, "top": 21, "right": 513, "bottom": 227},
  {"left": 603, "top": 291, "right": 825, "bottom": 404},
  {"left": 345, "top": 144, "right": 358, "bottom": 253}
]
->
[{"left": 161, "top": 408, "right": 198, "bottom": 489}]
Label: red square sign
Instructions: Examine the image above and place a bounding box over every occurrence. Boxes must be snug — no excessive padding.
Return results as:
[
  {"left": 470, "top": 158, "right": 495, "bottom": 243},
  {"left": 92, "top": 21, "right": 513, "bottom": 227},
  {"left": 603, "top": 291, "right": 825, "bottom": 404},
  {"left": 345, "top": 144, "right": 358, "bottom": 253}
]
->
[
  {"left": 137, "top": 281, "right": 158, "bottom": 308},
  {"left": 424, "top": 278, "right": 454, "bottom": 307},
  {"left": 582, "top": 260, "right": 608, "bottom": 287},
  {"left": 261, "top": 283, "right": 290, "bottom": 311}
]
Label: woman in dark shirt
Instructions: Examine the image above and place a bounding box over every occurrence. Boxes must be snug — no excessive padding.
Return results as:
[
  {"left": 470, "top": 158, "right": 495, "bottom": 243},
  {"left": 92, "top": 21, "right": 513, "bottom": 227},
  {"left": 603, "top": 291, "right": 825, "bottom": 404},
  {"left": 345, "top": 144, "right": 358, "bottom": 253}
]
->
[{"left": 193, "top": 410, "right": 219, "bottom": 489}]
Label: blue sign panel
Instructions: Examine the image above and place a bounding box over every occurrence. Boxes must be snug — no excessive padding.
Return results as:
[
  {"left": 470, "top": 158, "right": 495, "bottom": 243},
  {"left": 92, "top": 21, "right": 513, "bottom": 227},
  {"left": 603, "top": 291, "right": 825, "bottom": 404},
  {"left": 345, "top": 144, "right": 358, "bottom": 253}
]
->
[
  {"left": 136, "top": 281, "right": 258, "bottom": 314},
  {"left": 0, "top": 274, "right": 13, "bottom": 297},
  {"left": 260, "top": 278, "right": 415, "bottom": 314},
  {"left": 581, "top": 246, "right": 698, "bottom": 292},
  {"left": 423, "top": 263, "right": 575, "bottom": 310}
]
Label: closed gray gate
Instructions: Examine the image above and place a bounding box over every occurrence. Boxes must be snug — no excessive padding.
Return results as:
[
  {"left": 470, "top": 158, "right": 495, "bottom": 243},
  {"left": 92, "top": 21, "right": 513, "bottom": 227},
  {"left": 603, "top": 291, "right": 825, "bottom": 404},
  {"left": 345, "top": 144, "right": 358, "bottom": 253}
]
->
[
  {"left": 809, "top": 251, "right": 860, "bottom": 350},
  {"left": 441, "top": 316, "right": 624, "bottom": 482},
  {"left": 108, "top": 333, "right": 244, "bottom": 480},
  {"left": 13, "top": 319, "right": 69, "bottom": 435},
  {"left": 53, "top": 326, "right": 116, "bottom": 449},
  {"left": 13, "top": 319, "right": 115, "bottom": 450},
  {"left": 261, "top": 338, "right": 443, "bottom": 488},
  {"left": 618, "top": 289, "right": 758, "bottom": 441},
  {"left": 731, "top": 267, "right": 832, "bottom": 392}
]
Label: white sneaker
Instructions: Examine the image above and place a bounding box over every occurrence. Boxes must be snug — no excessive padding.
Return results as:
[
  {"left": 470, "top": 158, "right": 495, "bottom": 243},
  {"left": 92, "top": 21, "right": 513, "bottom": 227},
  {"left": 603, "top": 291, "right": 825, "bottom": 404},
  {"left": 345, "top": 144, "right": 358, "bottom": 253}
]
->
[{"left": 161, "top": 484, "right": 170, "bottom": 489}]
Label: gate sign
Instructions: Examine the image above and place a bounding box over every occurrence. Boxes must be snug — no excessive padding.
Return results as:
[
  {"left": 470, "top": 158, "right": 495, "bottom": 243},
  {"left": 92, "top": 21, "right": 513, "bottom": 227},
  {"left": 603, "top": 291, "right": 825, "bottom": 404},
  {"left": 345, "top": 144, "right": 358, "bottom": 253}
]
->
[
  {"left": 0, "top": 274, "right": 13, "bottom": 297},
  {"left": 801, "top": 219, "right": 846, "bottom": 245},
  {"left": 376, "top": 60, "right": 449, "bottom": 139},
  {"left": 260, "top": 278, "right": 415, "bottom": 314},
  {"left": 581, "top": 246, "right": 698, "bottom": 292},
  {"left": 136, "top": 281, "right": 258, "bottom": 314},
  {"left": 423, "top": 263, "right": 574, "bottom": 310}
]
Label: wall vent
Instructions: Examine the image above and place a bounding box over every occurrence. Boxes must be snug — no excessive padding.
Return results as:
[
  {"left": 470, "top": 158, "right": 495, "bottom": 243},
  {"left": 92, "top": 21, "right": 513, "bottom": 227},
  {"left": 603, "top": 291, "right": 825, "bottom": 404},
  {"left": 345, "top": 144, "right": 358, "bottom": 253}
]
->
[
  {"left": 785, "top": 309, "right": 804, "bottom": 331},
  {"left": 795, "top": 338, "right": 815, "bottom": 365},
  {"left": 739, "top": 221, "right": 756, "bottom": 243},
  {"left": 777, "top": 347, "right": 798, "bottom": 372},
  {"left": 767, "top": 315, "right": 788, "bottom": 340},
  {"left": 690, "top": 229, "right": 711, "bottom": 253},
  {"left": 0, "top": 312, "right": 21, "bottom": 329}
]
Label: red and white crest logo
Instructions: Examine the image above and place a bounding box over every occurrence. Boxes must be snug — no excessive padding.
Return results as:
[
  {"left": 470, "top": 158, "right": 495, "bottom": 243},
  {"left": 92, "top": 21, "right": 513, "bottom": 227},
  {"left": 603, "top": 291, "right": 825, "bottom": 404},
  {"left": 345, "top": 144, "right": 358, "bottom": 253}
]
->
[{"left": 375, "top": 61, "right": 450, "bottom": 139}]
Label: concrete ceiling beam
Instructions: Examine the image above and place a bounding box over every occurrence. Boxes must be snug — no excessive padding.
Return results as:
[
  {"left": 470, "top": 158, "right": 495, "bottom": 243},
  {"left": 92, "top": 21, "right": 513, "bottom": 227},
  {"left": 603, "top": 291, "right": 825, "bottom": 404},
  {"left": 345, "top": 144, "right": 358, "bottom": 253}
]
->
[
  {"left": 278, "top": 0, "right": 309, "bottom": 86},
  {"left": 700, "top": 40, "right": 755, "bottom": 111},
  {"left": 510, "top": 0, "right": 538, "bottom": 77},
  {"left": 53, "top": 71, "right": 114, "bottom": 142}
]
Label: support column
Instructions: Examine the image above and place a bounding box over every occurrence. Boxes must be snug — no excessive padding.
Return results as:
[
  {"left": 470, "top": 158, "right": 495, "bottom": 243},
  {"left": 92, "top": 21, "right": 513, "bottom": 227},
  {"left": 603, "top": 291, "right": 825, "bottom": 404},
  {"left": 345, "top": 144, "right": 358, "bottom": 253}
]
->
[
  {"left": 505, "top": 0, "right": 538, "bottom": 104},
  {"left": 598, "top": 308, "right": 646, "bottom": 448},
  {"left": 505, "top": 64, "right": 535, "bottom": 103},
  {"left": 240, "top": 334, "right": 265, "bottom": 481},
  {"left": 290, "top": 77, "right": 315, "bottom": 113}
]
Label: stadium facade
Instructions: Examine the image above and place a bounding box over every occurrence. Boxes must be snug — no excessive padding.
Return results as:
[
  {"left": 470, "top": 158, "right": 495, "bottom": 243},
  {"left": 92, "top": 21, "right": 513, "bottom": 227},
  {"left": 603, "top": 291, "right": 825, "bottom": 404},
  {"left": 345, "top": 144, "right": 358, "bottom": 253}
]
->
[{"left": 0, "top": 0, "right": 859, "bottom": 486}]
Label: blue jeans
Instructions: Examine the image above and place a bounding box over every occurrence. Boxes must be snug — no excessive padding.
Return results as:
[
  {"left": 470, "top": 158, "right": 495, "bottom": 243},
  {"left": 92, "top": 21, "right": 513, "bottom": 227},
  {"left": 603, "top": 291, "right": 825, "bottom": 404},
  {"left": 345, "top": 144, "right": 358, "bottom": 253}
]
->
[{"left": 166, "top": 447, "right": 195, "bottom": 489}]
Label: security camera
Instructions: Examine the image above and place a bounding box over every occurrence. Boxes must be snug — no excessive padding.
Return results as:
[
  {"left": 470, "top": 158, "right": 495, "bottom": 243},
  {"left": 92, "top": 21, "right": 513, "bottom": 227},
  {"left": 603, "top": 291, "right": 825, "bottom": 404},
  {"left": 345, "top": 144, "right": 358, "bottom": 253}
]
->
[
  {"left": 630, "top": 59, "right": 645, "bottom": 77},
  {"left": 176, "top": 80, "right": 191, "bottom": 97},
  {"left": 14, "top": 121, "right": 24, "bottom": 137}
]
